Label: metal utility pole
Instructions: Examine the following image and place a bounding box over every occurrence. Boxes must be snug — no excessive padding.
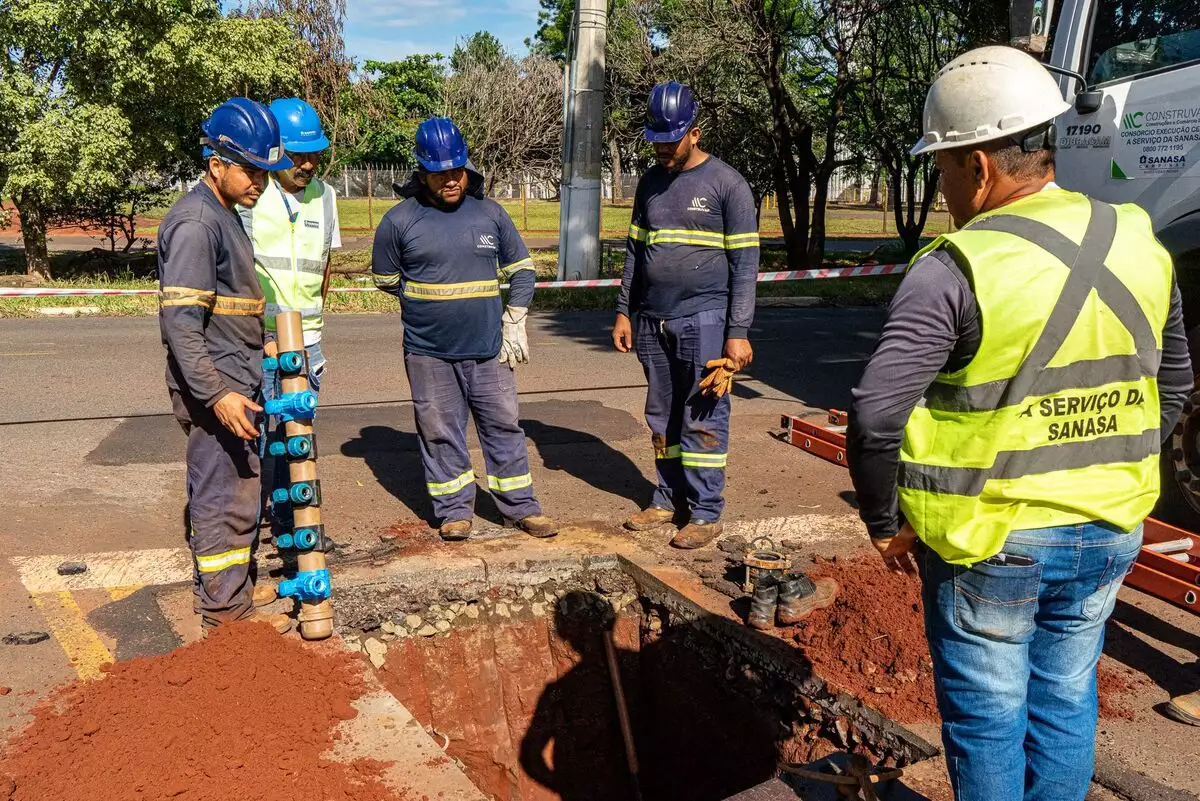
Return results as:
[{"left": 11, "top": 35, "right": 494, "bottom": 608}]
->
[{"left": 557, "top": 0, "right": 607, "bottom": 280}]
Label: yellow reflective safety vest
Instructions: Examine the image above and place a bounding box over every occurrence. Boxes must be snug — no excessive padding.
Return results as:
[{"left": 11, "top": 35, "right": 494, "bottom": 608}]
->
[
  {"left": 243, "top": 178, "right": 337, "bottom": 344},
  {"left": 898, "top": 189, "right": 1172, "bottom": 565}
]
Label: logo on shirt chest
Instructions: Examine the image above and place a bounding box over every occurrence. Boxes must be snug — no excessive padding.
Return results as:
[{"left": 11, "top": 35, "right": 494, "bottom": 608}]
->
[
  {"left": 477, "top": 233, "right": 498, "bottom": 251},
  {"left": 687, "top": 196, "right": 712, "bottom": 213}
]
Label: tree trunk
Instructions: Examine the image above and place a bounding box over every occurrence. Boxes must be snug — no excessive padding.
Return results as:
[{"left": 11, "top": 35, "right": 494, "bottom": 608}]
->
[
  {"left": 16, "top": 192, "right": 51, "bottom": 279},
  {"left": 772, "top": 160, "right": 804, "bottom": 269},
  {"left": 608, "top": 138, "right": 623, "bottom": 203},
  {"left": 809, "top": 167, "right": 830, "bottom": 268}
]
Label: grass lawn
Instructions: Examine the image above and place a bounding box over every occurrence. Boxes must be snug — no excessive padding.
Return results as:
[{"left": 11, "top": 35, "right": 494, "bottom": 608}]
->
[{"left": 0, "top": 247, "right": 903, "bottom": 318}]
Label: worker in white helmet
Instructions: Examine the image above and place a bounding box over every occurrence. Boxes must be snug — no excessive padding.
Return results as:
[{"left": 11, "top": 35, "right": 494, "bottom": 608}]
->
[{"left": 846, "top": 46, "right": 1192, "bottom": 801}]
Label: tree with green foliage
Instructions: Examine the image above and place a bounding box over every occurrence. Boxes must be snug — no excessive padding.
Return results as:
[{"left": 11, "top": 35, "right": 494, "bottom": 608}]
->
[
  {"left": 352, "top": 55, "right": 446, "bottom": 165},
  {"left": 528, "top": 0, "right": 575, "bottom": 60},
  {"left": 0, "top": 0, "right": 298, "bottom": 277},
  {"left": 452, "top": 31, "right": 505, "bottom": 73}
]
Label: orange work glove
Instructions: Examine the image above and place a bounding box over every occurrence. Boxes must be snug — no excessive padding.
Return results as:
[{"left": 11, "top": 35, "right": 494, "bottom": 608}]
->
[{"left": 699, "top": 358, "right": 738, "bottom": 398}]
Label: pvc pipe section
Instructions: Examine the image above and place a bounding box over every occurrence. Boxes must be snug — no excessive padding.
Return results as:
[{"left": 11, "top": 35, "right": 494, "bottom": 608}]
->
[{"left": 273, "top": 311, "right": 335, "bottom": 640}]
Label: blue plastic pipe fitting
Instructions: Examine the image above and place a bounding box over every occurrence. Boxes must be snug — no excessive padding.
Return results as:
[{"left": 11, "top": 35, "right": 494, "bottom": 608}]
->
[
  {"left": 278, "top": 569, "right": 331, "bottom": 601},
  {"left": 268, "top": 435, "right": 313, "bottom": 459},
  {"left": 278, "top": 351, "right": 305, "bottom": 375},
  {"left": 276, "top": 532, "right": 295, "bottom": 549},
  {"left": 264, "top": 390, "right": 318, "bottom": 421},
  {"left": 293, "top": 526, "right": 320, "bottom": 550},
  {"left": 272, "top": 482, "right": 316, "bottom": 506},
  {"left": 262, "top": 356, "right": 279, "bottom": 372}
]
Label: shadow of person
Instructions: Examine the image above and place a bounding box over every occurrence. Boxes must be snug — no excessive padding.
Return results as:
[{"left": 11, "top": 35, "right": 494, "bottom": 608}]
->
[
  {"left": 520, "top": 413, "right": 656, "bottom": 510},
  {"left": 340, "top": 424, "right": 436, "bottom": 524},
  {"left": 340, "top": 424, "right": 508, "bottom": 527},
  {"left": 520, "top": 591, "right": 638, "bottom": 801}
]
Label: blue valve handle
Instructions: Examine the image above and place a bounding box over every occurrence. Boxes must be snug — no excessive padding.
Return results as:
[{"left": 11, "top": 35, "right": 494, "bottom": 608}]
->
[
  {"left": 264, "top": 390, "right": 318, "bottom": 421},
  {"left": 262, "top": 356, "right": 279, "bottom": 372},
  {"left": 279, "top": 569, "right": 331, "bottom": 602}
]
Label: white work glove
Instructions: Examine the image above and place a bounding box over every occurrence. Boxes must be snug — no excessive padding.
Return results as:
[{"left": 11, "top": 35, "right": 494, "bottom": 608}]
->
[{"left": 499, "top": 305, "right": 530, "bottom": 369}]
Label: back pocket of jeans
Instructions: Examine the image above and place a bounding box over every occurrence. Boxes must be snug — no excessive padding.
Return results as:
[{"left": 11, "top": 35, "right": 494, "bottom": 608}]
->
[
  {"left": 1081, "top": 551, "right": 1139, "bottom": 622},
  {"left": 953, "top": 558, "right": 1043, "bottom": 642}
]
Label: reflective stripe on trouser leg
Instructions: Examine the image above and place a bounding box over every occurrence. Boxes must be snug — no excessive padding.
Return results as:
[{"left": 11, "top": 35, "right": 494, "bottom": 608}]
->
[
  {"left": 172, "top": 391, "right": 259, "bottom": 622},
  {"left": 405, "top": 352, "right": 476, "bottom": 522},
  {"left": 637, "top": 313, "right": 685, "bottom": 513},
  {"left": 676, "top": 308, "right": 730, "bottom": 522},
  {"left": 467, "top": 357, "right": 541, "bottom": 521}
]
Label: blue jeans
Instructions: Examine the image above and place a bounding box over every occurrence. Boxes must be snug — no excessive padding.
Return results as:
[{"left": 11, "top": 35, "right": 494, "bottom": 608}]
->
[
  {"left": 919, "top": 521, "right": 1143, "bottom": 801},
  {"left": 261, "top": 342, "right": 326, "bottom": 529},
  {"left": 635, "top": 308, "right": 731, "bottom": 522}
]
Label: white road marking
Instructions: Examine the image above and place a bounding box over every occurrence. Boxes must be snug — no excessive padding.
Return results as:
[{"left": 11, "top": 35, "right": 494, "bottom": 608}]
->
[{"left": 12, "top": 548, "right": 191, "bottom": 593}]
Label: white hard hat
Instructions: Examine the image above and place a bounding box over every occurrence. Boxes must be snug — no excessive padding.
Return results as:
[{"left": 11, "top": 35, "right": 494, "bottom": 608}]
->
[{"left": 910, "top": 46, "right": 1071, "bottom": 156}]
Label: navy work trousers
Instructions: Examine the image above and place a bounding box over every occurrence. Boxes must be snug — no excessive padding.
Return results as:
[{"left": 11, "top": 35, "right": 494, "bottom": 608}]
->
[
  {"left": 635, "top": 308, "right": 731, "bottom": 522},
  {"left": 171, "top": 389, "right": 260, "bottom": 622},
  {"left": 405, "top": 352, "right": 542, "bottom": 524}
]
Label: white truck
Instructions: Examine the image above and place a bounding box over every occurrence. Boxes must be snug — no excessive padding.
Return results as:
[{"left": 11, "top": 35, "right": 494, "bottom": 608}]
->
[{"left": 1012, "top": 0, "right": 1200, "bottom": 522}]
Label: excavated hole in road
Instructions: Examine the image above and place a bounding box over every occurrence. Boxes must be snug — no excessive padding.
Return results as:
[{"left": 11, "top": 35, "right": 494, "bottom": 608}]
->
[{"left": 344, "top": 557, "right": 939, "bottom": 801}]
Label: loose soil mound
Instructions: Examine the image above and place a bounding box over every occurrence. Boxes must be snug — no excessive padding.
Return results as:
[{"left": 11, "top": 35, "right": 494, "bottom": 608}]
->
[
  {"left": 0, "top": 621, "right": 402, "bottom": 801},
  {"left": 784, "top": 556, "right": 1141, "bottom": 724}
]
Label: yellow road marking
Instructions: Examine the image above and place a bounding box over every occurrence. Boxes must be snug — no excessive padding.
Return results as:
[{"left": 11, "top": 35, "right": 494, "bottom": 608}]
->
[
  {"left": 109, "top": 585, "right": 141, "bottom": 602},
  {"left": 31, "top": 591, "right": 113, "bottom": 680},
  {"left": 0, "top": 351, "right": 54, "bottom": 357}
]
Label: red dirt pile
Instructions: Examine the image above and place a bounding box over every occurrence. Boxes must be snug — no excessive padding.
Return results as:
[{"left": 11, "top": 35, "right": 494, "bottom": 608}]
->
[
  {"left": 0, "top": 621, "right": 403, "bottom": 801},
  {"left": 786, "top": 556, "right": 939, "bottom": 723},
  {"left": 785, "top": 556, "right": 1140, "bottom": 724}
]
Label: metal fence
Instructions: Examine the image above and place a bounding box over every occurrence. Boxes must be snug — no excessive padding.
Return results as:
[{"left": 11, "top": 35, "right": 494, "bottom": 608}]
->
[{"left": 325, "top": 163, "right": 939, "bottom": 209}]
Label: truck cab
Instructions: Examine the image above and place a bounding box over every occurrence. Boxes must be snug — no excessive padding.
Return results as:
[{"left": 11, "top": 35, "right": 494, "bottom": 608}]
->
[{"left": 1014, "top": 0, "right": 1200, "bottom": 520}]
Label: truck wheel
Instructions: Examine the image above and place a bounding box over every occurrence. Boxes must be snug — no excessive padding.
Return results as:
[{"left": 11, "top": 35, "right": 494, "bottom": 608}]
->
[
  {"left": 1154, "top": 318, "right": 1200, "bottom": 527},
  {"left": 1157, "top": 411, "right": 1200, "bottom": 527}
]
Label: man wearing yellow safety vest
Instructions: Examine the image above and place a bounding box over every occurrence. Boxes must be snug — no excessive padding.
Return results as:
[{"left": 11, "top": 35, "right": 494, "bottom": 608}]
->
[
  {"left": 238, "top": 98, "right": 340, "bottom": 541},
  {"left": 371, "top": 117, "right": 558, "bottom": 542},
  {"left": 847, "top": 47, "right": 1192, "bottom": 801}
]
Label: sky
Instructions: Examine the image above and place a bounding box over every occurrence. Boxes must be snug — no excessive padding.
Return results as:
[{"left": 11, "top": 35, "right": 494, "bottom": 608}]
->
[{"left": 343, "top": 0, "right": 543, "bottom": 64}]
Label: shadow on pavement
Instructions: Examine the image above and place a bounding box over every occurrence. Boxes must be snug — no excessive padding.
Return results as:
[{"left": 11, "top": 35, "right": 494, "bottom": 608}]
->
[{"left": 537, "top": 309, "right": 887, "bottom": 411}]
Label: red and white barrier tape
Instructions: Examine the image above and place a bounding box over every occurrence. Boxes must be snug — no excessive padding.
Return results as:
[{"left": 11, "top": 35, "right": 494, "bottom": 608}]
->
[{"left": 0, "top": 263, "right": 907, "bottom": 297}]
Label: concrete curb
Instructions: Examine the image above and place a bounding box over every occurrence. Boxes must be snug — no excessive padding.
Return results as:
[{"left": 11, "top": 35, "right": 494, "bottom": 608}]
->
[{"left": 1092, "top": 751, "right": 1196, "bottom": 801}]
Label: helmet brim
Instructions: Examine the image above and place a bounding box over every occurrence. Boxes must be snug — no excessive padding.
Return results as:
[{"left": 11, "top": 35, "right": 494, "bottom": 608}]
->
[
  {"left": 909, "top": 101, "right": 1072, "bottom": 157},
  {"left": 644, "top": 125, "right": 691, "bottom": 144},
  {"left": 416, "top": 154, "right": 470, "bottom": 172},
  {"left": 245, "top": 151, "right": 294, "bottom": 171},
  {"left": 283, "top": 135, "right": 331, "bottom": 154}
]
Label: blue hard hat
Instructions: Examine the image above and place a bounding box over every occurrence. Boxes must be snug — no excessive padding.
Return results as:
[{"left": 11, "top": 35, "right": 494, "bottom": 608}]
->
[
  {"left": 414, "top": 117, "right": 469, "bottom": 172},
  {"left": 269, "top": 98, "right": 330, "bottom": 154},
  {"left": 645, "top": 81, "right": 699, "bottom": 143},
  {"left": 201, "top": 97, "right": 293, "bottom": 170}
]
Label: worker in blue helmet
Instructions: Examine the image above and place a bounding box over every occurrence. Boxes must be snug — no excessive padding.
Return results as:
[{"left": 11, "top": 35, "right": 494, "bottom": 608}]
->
[
  {"left": 371, "top": 117, "right": 558, "bottom": 542},
  {"left": 237, "top": 98, "right": 342, "bottom": 556},
  {"left": 158, "top": 97, "right": 293, "bottom": 633},
  {"left": 612, "top": 81, "right": 764, "bottom": 551}
]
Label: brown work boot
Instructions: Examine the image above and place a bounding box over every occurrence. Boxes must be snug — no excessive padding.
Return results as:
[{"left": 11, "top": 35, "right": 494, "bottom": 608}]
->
[
  {"left": 202, "top": 611, "right": 293, "bottom": 635},
  {"left": 515, "top": 514, "right": 559, "bottom": 539},
  {"left": 671, "top": 521, "right": 723, "bottom": 550},
  {"left": 776, "top": 575, "right": 839, "bottom": 625},
  {"left": 1165, "top": 690, "right": 1200, "bottom": 726},
  {"left": 439, "top": 520, "right": 473, "bottom": 542},
  {"left": 624, "top": 506, "right": 675, "bottom": 531},
  {"left": 748, "top": 582, "right": 778, "bottom": 631},
  {"left": 252, "top": 582, "right": 278, "bottom": 607}
]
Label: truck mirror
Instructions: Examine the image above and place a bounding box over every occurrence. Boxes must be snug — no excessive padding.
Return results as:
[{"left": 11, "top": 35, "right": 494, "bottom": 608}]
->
[
  {"left": 1010, "top": 0, "right": 1054, "bottom": 54},
  {"left": 1075, "top": 89, "right": 1103, "bottom": 114}
]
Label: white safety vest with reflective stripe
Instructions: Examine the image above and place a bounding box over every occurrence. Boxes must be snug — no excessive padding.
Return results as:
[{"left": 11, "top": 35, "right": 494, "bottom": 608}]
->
[{"left": 242, "top": 178, "right": 336, "bottom": 345}]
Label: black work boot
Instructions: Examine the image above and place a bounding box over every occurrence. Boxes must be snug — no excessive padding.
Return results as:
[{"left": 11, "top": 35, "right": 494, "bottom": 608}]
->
[
  {"left": 748, "top": 582, "right": 779, "bottom": 631},
  {"left": 776, "top": 573, "right": 839, "bottom": 625}
]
